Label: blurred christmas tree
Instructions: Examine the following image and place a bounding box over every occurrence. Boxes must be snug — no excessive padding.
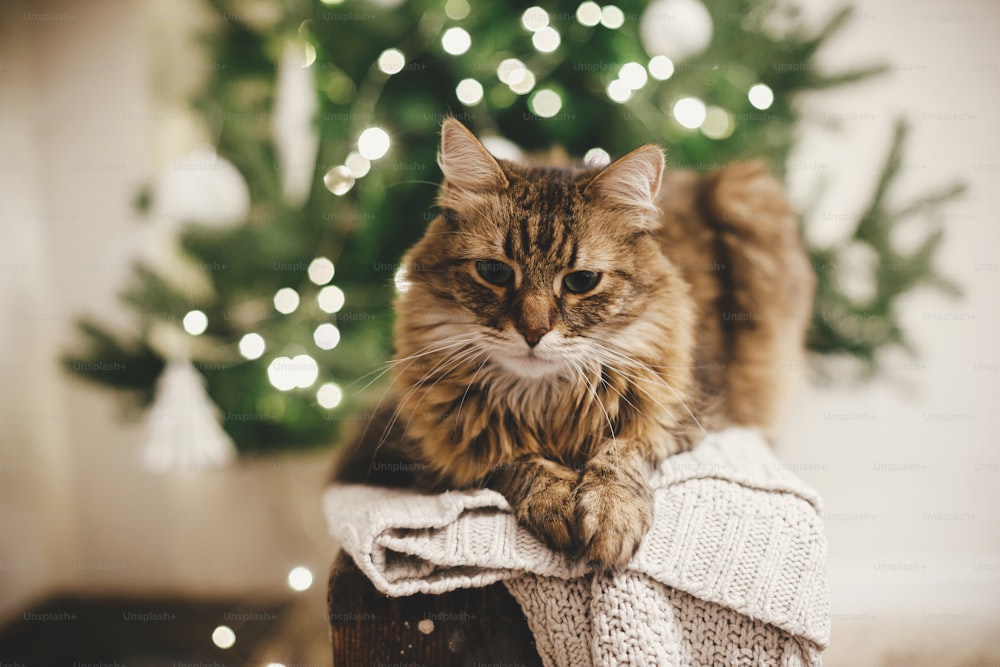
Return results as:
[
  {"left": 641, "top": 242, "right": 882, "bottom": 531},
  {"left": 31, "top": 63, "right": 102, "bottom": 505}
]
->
[{"left": 65, "top": 0, "right": 963, "bottom": 459}]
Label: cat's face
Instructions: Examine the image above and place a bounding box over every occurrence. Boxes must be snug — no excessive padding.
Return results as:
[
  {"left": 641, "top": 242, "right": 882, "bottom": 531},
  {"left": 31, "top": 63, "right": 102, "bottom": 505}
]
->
[{"left": 395, "top": 119, "right": 689, "bottom": 383}]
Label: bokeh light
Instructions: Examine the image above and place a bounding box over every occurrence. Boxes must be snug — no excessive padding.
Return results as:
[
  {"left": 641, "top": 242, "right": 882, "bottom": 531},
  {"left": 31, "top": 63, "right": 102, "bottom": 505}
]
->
[
  {"left": 673, "top": 97, "right": 707, "bottom": 129},
  {"left": 317, "top": 285, "right": 346, "bottom": 313},
  {"left": 530, "top": 89, "right": 562, "bottom": 118},
  {"left": 377, "top": 48, "right": 405, "bottom": 75},
  {"left": 238, "top": 333, "right": 266, "bottom": 360},
  {"left": 288, "top": 566, "right": 314, "bottom": 591},
  {"left": 212, "top": 625, "right": 236, "bottom": 649},
  {"left": 600, "top": 5, "right": 625, "bottom": 29},
  {"left": 273, "top": 287, "right": 300, "bottom": 314},
  {"left": 456, "top": 78, "right": 484, "bottom": 105},
  {"left": 521, "top": 7, "right": 549, "bottom": 32},
  {"left": 532, "top": 27, "right": 560, "bottom": 52},
  {"left": 606, "top": 79, "right": 632, "bottom": 103},
  {"left": 441, "top": 27, "right": 471, "bottom": 55},
  {"left": 313, "top": 323, "right": 341, "bottom": 350},
  {"left": 576, "top": 1, "right": 602, "bottom": 26},
  {"left": 357, "top": 127, "right": 391, "bottom": 160},
  {"left": 619, "top": 62, "right": 648, "bottom": 90},
  {"left": 748, "top": 83, "right": 774, "bottom": 110},
  {"left": 323, "top": 165, "right": 354, "bottom": 195},
  {"left": 648, "top": 55, "right": 675, "bottom": 80},
  {"left": 317, "top": 382, "right": 344, "bottom": 409},
  {"left": 182, "top": 310, "right": 208, "bottom": 336}
]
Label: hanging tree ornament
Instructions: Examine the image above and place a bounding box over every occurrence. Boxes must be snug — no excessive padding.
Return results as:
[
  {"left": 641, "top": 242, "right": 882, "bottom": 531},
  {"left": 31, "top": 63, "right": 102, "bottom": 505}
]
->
[
  {"left": 153, "top": 145, "right": 251, "bottom": 228},
  {"left": 141, "top": 320, "right": 237, "bottom": 472},
  {"left": 640, "top": 0, "right": 714, "bottom": 63},
  {"left": 141, "top": 354, "right": 237, "bottom": 473},
  {"left": 273, "top": 35, "right": 320, "bottom": 206}
]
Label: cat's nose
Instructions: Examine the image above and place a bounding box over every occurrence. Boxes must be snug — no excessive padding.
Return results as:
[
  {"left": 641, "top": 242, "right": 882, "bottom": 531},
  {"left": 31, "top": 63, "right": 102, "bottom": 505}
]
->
[{"left": 518, "top": 326, "right": 549, "bottom": 348}]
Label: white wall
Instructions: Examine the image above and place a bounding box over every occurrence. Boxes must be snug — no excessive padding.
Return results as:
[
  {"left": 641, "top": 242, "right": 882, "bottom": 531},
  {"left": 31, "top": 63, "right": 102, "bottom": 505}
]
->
[{"left": 779, "top": 0, "right": 1000, "bottom": 625}]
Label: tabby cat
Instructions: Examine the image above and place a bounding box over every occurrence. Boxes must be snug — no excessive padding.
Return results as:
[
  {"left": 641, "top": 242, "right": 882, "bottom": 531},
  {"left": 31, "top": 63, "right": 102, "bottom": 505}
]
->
[{"left": 332, "top": 118, "right": 814, "bottom": 569}]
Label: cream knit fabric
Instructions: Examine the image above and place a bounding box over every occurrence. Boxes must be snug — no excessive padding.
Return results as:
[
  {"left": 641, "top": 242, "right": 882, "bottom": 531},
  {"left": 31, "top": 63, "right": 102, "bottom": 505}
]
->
[{"left": 324, "top": 428, "right": 830, "bottom": 666}]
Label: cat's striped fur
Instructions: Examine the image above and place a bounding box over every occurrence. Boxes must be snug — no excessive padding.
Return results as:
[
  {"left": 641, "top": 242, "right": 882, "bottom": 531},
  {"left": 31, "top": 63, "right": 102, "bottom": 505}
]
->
[{"left": 332, "top": 119, "right": 814, "bottom": 569}]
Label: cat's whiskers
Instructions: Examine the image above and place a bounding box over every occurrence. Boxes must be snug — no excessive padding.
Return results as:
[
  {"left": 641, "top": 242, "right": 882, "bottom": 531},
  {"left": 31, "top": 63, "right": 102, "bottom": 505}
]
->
[
  {"left": 349, "top": 334, "right": 483, "bottom": 395},
  {"left": 342, "top": 334, "right": 483, "bottom": 469},
  {"left": 560, "top": 356, "right": 620, "bottom": 454},
  {"left": 382, "top": 342, "right": 488, "bottom": 452},
  {"left": 368, "top": 338, "right": 485, "bottom": 467},
  {"left": 586, "top": 341, "right": 708, "bottom": 438},
  {"left": 454, "top": 353, "right": 491, "bottom": 423}
]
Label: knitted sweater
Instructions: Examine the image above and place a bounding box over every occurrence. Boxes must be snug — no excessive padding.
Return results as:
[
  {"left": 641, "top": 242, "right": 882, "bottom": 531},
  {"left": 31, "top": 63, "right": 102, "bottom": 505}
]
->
[{"left": 324, "top": 428, "right": 830, "bottom": 666}]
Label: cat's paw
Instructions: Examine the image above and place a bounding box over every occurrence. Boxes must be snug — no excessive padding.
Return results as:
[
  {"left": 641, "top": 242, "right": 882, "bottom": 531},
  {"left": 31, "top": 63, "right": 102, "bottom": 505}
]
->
[
  {"left": 516, "top": 473, "right": 578, "bottom": 553},
  {"left": 574, "top": 470, "right": 653, "bottom": 571}
]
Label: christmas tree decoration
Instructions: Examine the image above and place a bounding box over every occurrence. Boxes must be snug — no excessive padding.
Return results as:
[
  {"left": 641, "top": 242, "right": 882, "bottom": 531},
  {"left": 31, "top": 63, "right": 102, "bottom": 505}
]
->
[
  {"left": 65, "top": 0, "right": 964, "bottom": 457},
  {"left": 152, "top": 146, "right": 250, "bottom": 228},
  {"left": 640, "top": 0, "right": 714, "bottom": 62},
  {"left": 141, "top": 358, "right": 237, "bottom": 473},
  {"left": 273, "top": 38, "right": 320, "bottom": 206}
]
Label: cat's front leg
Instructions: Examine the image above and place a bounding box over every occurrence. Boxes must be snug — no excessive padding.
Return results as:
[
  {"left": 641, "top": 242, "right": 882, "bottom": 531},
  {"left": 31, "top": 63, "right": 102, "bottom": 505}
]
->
[
  {"left": 487, "top": 456, "right": 580, "bottom": 553},
  {"left": 574, "top": 445, "right": 654, "bottom": 570}
]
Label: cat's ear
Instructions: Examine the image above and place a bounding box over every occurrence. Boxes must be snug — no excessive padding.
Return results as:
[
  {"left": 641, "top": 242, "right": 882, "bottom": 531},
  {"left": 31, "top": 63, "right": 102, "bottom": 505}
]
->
[
  {"left": 584, "top": 145, "right": 664, "bottom": 215},
  {"left": 437, "top": 118, "right": 509, "bottom": 194}
]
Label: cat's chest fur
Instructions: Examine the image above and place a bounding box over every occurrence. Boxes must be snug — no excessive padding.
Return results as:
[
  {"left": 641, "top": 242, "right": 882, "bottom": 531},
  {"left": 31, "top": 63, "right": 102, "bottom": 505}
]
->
[{"left": 405, "top": 364, "right": 653, "bottom": 488}]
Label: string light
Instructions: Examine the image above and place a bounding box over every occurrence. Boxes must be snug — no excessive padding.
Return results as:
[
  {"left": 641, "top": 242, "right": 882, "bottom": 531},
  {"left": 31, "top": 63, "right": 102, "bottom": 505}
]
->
[
  {"left": 274, "top": 287, "right": 300, "bottom": 314},
  {"left": 345, "top": 152, "right": 370, "bottom": 178},
  {"left": 701, "top": 106, "right": 734, "bottom": 139},
  {"left": 182, "top": 310, "right": 208, "bottom": 336},
  {"left": 313, "top": 323, "right": 341, "bottom": 350},
  {"left": 212, "top": 625, "right": 236, "bottom": 649},
  {"left": 509, "top": 70, "right": 536, "bottom": 95},
  {"left": 288, "top": 566, "right": 314, "bottom": 591},
  {"left": 317, "top": 285, "right": 345, "bottom": 313},
  {"left": 583, "top": 148, "right": 611, "bottom": 167},
  {"left": 267, "top": 355, "right": 319, "bottom": 391},
  {"left": 444, "top": 0, "right": 469, "bottom": 20},
  {"left": 672, "top": 97, "right": 707, "bottom": 129},
  {"left": 618, "top": 62, "right": 648, "bottom": 90},
  {"left": 323, "top": 165, "right": 354, "bottom": 195},
  {"left": 748, "top": 83, "right": 774, "bottom": 110},
  {"left": 576, "top": 1, "right": 602, "bottom": 26},
  {"left": 521, "top": 7, "right": 549, "bottom": 32},
  {"left": 308, "top": 257, "right": 335, "bottom": 285},
  {"left": 532, "top": 26, "right": 560, "bottom": 52},
  {"left": 377, "top": 48, "right": 406, "bottom": 75},
  {"left": 267, "top": 357, "right": 295, "bottom": 391},
  {"left": 238, "top": 333, "right": 266, "bottom": 360},
  {"left": 600, "top": 5, "right": 625, "bottom": 29},
  {"left": 648, "top": 55, "right": 675, "bottom": 80},
  {"left": 357, "top": 128, "right": 391, "bottom": 160},
  {"left": 497, "top": 59, "right": 523, "bottom": 84},
  {"left": 606, "top": 79, "right": 632, "bottom": 103},
  {"left": 529, "top": 89, "right": 562, "bottom": 118},
  {"left": 317, "top": 382, "right": 343, "bottom": 409},
  {"left": 456, "top": 78, "right": 484, "bottom": 105},
  {"left": 441, "top": 27, "right": 471, "bottom": 55}
]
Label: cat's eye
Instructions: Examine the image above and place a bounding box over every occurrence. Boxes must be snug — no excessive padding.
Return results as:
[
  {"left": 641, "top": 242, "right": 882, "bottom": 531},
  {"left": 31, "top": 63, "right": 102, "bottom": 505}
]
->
[
  {"left": 475, "top": 260, "right": 514, "bottom": 286},
  {"left": 563, "top": 271, "right": 601, "bottom": 294}
]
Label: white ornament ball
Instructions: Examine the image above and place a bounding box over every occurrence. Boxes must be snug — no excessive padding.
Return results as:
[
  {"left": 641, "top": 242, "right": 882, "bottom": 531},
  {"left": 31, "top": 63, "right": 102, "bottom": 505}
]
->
[
  {"left": 640, "top": 0, "right": 713, "bottom": 63},
  {"left": 154, "top": 146, "right": 250, "bottom": 228}
]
